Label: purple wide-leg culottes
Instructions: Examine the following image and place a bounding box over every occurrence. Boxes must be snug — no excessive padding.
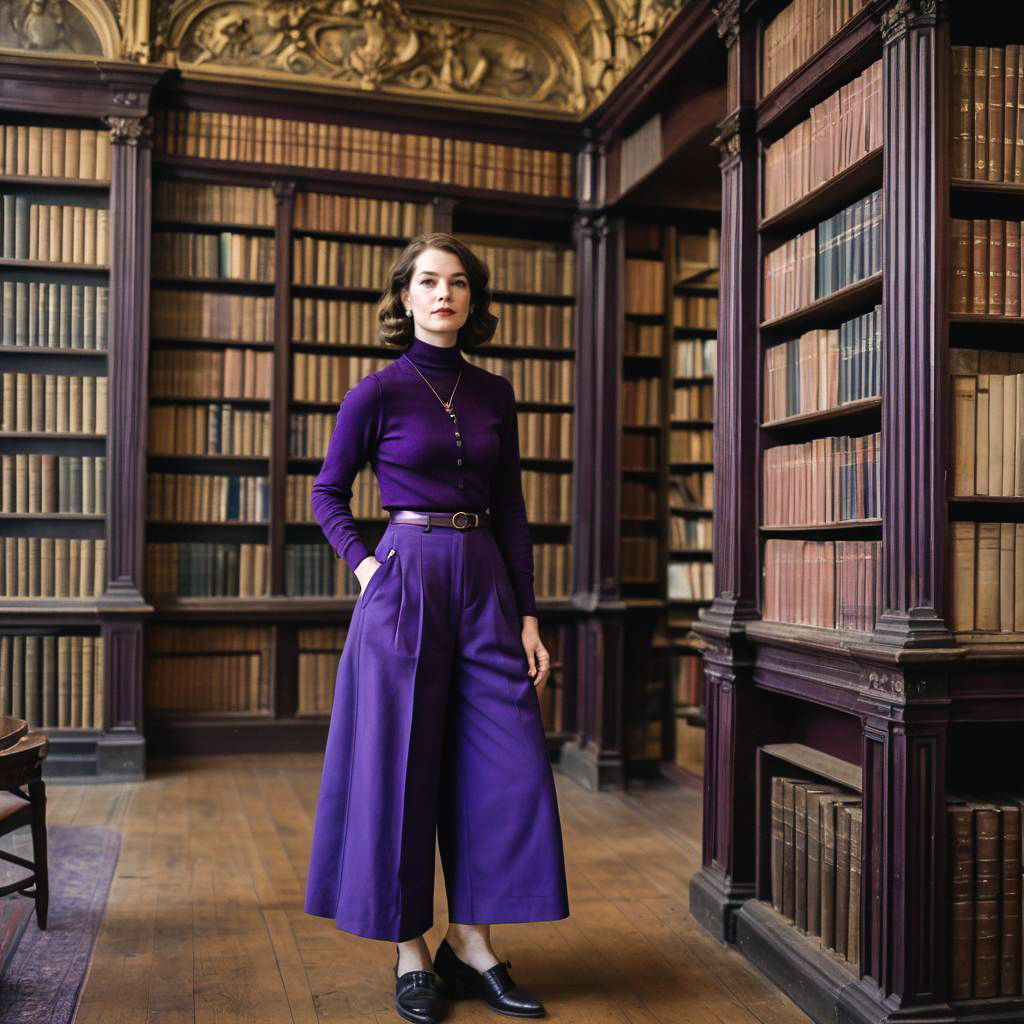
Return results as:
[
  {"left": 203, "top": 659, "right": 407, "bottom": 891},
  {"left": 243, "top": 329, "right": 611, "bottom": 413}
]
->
[{"left": 304, "top": 521, "right": 570, "bottom": 942}]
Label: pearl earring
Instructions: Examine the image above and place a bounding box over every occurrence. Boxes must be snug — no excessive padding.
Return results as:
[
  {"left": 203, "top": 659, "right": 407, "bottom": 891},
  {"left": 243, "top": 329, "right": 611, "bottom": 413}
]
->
[{"left": 405, "top": 309, "right": 412, "bottom": 317}]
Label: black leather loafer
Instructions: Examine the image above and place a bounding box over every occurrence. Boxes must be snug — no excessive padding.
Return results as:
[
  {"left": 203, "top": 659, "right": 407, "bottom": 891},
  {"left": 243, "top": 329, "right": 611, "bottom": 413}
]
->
[
  {"left": 432, "top": 938, "right": 545, "bottom": 1018},
  {"left": 394, "top": 946, "right": 441, "bottom": 1024}
]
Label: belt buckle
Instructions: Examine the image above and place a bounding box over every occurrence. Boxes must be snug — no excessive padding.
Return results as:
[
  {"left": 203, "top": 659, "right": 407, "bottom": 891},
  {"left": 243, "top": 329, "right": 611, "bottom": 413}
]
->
[{"left": 451, "top": 511, "right": 478, "bottom": 530}]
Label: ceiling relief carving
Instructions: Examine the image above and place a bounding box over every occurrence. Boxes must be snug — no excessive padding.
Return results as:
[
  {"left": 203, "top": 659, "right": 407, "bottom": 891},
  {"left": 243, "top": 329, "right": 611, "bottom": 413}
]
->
[
  {"left": 1, "top": 0, "right": 119, "bottom": 56},
  {"left": 154, "top": 0, "right": 686, "bottom": 116},
  {"left": 1, "top": 0, "right": 687, "bottom": 117}
]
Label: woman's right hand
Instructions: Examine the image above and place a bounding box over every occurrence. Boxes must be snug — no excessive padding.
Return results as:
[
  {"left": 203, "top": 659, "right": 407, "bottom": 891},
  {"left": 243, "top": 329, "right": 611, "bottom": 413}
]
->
[{"left": 355, "top": 549, "right": 395, "bottom": 592}]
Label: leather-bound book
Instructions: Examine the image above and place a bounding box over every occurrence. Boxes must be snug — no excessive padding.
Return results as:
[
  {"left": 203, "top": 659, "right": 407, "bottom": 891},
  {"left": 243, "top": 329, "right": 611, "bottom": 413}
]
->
[
  {"left": 949, "top": 800, "right": 976, "bottom": 1000},
  {"left": 974, "top": 804, "right": 1002, "bottom": 997},
  {"left": 847, "top": 806, "right": 863, "bottom": 970},
  {"left": 998, "top": 802, "right": 1021, "bottom": 995}
]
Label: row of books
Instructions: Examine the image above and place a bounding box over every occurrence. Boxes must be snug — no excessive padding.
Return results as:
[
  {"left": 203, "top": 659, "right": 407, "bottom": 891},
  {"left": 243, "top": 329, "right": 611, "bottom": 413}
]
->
[
  {"left": 460, "top": 238, "right": 575, "bottom": 296},
  {"left": 1, "top": 124, "right": 111, "bottom": 182},
  {"left": 0, "top": 373, "right": 108, "bottom": 434},
  {"left": 625, "top": 259, "right": 665, "bottom": 315},
  {"left": 672, "top": 652, "right": 705, "bottom": 708},
  {"left": 298, "top": 647, "right": 347, "bottom": 716},
  {"left": 152, "top": 290, "right": 274, "bottom": 342},
  {"left": 286, "top": 544, "right": 352, "bottom": 597},
  {"left": 673, "top": 338, "right": 716, "bottom": 378},
  {"left": 622, "top": 376, "right": 662, "bottom": 427},
  {"left": 770, "top": 777, "right": 863, "bottom": 967},
  {"left": 760, "top": 0, "right": 868, "bottom": 98},
  {"left": 288, "top": 467, "right": 380, "bottom": 519},
  {"left": 294, "top": 192, "right": 433, "bottom": 237},
  {"left": 291, "top": 297, "right": 574, "bottom": 348},
  {"left": 151, "top": 349, "right": 273, "bottom": 401},
  {"left": 669, "top": 559, "right": 714, "bottom": 601},
  {"left": 622, "top": 536, "right": 659, "bottom": 582},
  {"left": 146, "top": 626, "right": 273, "bottom": 714},
  {"left": 763, "top": 538, "right": 881, "bottom": 631},
  {"left": 292, "top": 239, "right": 400, "bottom": 289},
  {"left": 951, "top": 46, "right": 1024, "bottom": 183},
  {"left": 949, "top": 796, "right": 1024, "bottom": 998},
  {"left": 515, "top": 411, "right": 574, "bottom": 459},
  {"left": 670, "top": 517, "right": 712, "bottom": 551},
  {"left": 146, "top": 653, "right": 270, "bottom": 713},
  {"left": 950, "top": 521, "right": 1024, "bottom": 634},
  {"left": 532, "top": 542, "right": 571, "bottom": 599},
  {"left": 763, "top": 306, "right": 882, "bottom": 422},
  {"left": 763, "top": 60, "right": 882, "bottom": 219},
  {"left": 671, "top": 382, "right": 712, "bottom": 421},
  {"left": 952, "top": 367, "right": 1024, "bottom": 497},
  {"left": 153, "top": 232, "right": 275, "bottom": 282},
  {"left": 625, "top": 322, "right": 663, "bottom": 356},
  {"left": 2, "top": 281, "right": 109, "bottom": 350},
  {"left": 149, "top": 405, "right": 271, "bottom": 457},
  {"left": 154, "top": 182, "right": 275, "bottom": 227},
  {"left": 146, "top": 542, "right": 269, "bottom": 597},
  {"left": 0, "top": 537, "right": 106, "bottom": 599},
  {"left": 762, "top": 433, "right": 881, "bottom": 527},
  {"left": 950, "top": 219, "right": 1024, "bottom": 316},
  {"left": 670, "top": 428, "right": 714, "bottom": 463},
  {"left": 623, "top": 432, "right": 657, "bottom": 471},
  {"left": 154, "top": 111, "right": 575, "bottom": 198},
  {"left": 1, "top": 455, "right": 106, "bottom": 515},
  {"left": 147, "top": 473, "right": 270, "bottom": 523},
  {"left": 673, "top": 295, "right": 717, "bottom": 330},
  {"left": 464, "top": 355, "right": 575, "bottom": 403},
  {"left": 676, "top": 229, "right": 720, "bottom": 283},
  {"left": 2, "top": 197, "right": 109, "bottom": 266},
  {"left": 670, "top": 470, "right": 714, "bottom": 511},
  {"left": 0, "top": 633, "right": 105, "bottom": 729},
  {"left": 290, "top": 412, "right": 349, "bottom": 461},
  {"left": 763, "top": 191, "right": 882, "bottom": 322},
  {"left": 622, "top": 480, "right": 657, "bottom": 518}
]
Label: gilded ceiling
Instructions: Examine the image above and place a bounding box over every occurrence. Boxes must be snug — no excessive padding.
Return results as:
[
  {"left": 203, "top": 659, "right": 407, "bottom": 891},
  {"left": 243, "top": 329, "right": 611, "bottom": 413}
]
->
[{"left": 1, "top": 0, "right": 687, "bottom": 117}]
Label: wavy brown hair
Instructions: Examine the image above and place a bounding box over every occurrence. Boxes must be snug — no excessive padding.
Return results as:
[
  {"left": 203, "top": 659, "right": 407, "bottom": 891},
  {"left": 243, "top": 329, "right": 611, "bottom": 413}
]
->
[{"left": 377, "top": 233, "right": 499, "bottom": 351}]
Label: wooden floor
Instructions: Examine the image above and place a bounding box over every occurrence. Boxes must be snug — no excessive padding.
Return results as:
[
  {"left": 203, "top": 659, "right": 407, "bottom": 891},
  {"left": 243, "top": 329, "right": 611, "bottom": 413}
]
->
[{"left": 44, "top": 754, "right": 811, "bottom": 1024}]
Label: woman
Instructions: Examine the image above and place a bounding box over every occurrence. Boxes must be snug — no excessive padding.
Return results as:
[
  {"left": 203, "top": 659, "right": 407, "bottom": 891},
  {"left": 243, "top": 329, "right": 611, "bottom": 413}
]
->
[{"left": 304, "top": 232, "right": 570, "bottom": 1023}]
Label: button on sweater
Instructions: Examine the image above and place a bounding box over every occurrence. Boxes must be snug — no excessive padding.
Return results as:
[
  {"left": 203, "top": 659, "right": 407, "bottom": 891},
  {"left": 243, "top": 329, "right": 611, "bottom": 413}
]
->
[{"left": 310, "top": 336, "right": 538, "bottom": 618}]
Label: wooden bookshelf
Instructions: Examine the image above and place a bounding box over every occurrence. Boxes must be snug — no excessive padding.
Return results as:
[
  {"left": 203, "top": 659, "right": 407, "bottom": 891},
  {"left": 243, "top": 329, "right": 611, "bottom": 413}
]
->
[{"left": 693, "top": 4, "right": 1024, "bottom": 1024}]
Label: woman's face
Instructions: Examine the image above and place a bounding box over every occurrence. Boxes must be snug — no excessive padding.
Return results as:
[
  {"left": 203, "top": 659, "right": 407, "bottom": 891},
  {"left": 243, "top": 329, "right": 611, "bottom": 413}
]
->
[{"left": 400, "top": 247, "right": 472, "bottom": 344}]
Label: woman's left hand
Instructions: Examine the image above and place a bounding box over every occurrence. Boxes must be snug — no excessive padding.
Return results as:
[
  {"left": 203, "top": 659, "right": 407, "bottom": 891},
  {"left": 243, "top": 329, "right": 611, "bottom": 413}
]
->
[{"left": 520, "top": 615, "right": 550, "bottom": 689}]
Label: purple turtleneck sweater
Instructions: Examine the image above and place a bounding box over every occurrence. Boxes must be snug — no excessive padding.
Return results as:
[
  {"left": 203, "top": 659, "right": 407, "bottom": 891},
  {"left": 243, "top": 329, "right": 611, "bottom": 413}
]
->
[{"left": 311, "top": 336, "right": 538, "bottom": 618}]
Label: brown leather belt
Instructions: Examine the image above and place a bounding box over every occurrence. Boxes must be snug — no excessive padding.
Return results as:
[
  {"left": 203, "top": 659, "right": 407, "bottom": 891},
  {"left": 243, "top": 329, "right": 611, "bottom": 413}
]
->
[{"left": 389, "top": 510, "right": 491, "bottom": 531}]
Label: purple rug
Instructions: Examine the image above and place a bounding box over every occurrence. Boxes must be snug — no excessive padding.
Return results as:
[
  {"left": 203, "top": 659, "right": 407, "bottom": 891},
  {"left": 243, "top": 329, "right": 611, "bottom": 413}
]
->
[{"left": 0, "top": 825, "right": 121, "bottom": 1024}]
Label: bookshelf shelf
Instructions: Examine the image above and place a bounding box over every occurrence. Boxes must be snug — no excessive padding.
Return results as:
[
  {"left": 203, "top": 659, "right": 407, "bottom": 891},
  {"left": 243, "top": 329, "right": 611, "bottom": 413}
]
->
[
  {"left": 673, "top": 326, "right": 717, "bottom": 337},
  {"left": 759, "top": 519, "right": 882, "bottom": 534},
  {"left": 0, "top": 175, "right": 110, "bottom": 190},
  {"left": 759, "top": 149, "right": 883, "bottom": 236},
  {"left": 760, "top": 273, "right": 883, "bottom": 333},
  {"left": 0, "top": 513, "right": 104, "bottom": 521},
  {"left": 152, "top": 219, "right": 275, "bottom": 235},
  {"left": 0, "top": 432, "right": 104, "bottom": 441},
  {"left": 0, "top": 259, "right": 108, "bottom": 273},
  {"left": 151, "top": 275, "right": 274, "bottom": 290},
  {"left": 760, "top": 397, "right": 882, "bottom": 433},
  {"left": 0, "top": 347, "right": 107, "bottom": 358},
  {"left": 150, "top": 337, "right": 274, "bottom": 351}
]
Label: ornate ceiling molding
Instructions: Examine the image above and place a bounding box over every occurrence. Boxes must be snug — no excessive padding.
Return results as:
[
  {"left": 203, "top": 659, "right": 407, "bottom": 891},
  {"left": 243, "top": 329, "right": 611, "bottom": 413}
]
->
[
  {"left": 2, "top": 0, "right": 689, "bottom": 118},
  {"left": 1, "top": 0, "right": 122, "bottom": 57}
]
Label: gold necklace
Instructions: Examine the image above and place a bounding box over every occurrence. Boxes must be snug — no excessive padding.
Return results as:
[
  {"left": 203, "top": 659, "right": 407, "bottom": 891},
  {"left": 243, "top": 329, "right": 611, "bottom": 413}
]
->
[{"left": 405, "top": 356, "right": 462, "bottom": 416}]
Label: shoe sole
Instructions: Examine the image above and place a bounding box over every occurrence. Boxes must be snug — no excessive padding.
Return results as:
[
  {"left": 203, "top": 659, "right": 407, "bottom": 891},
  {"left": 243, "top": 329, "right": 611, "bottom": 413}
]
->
[{"left": 434, "top": 972, "right": 545, "bottom": 1018}]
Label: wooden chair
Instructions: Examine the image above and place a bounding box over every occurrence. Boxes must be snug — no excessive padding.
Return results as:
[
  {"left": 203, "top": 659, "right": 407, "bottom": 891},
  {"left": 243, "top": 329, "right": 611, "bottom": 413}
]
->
[{"left": 0, "top": 718, "right": 49, "bottom": 930}]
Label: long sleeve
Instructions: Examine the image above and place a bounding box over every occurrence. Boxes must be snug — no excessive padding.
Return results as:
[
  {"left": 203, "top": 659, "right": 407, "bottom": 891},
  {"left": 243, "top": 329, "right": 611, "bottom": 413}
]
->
[
  {"left": 489, "top": 378, "right": 538, "bottom": 618},
  {"left": 311, "top": 374, "right": 383, "bottom": 574}
]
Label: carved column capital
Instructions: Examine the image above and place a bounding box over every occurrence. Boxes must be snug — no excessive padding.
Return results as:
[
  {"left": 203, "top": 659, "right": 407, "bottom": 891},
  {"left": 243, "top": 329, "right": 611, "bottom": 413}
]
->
[
  {"left": 874, "top": 0, "right": 948, "bottom": 44},
  {"left": 103, "top": 115, "right": 153, "bottom": 147},
  {"left": 713, "top": 108, "right": 756, "bottom": 166},
  {"left": 713, "top": 0, "right": 742, "bottom": 48},
  {"left": 272, "top": 179, "right": 297, "bottom": 204}
]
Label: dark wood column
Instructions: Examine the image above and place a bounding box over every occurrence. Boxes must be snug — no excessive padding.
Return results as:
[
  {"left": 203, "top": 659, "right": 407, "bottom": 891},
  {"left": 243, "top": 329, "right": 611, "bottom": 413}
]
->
[
  {"left": 560, "top": 139, "right": 628, "bottom": 790},
  {"left": 690, "top": 0, "right": 762, "bottom": 941},
  {"left": 874, "top": 0, "right": 954, "bottom": 650},
  {"left": 96, "top": 74, "right": 163, "bottom": 778}
]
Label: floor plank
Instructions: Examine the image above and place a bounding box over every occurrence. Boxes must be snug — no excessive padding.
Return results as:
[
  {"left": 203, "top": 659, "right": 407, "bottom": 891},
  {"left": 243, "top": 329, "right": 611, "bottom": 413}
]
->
[{"left": 38, "top": 754, "right": 810, "bottom": 1024}]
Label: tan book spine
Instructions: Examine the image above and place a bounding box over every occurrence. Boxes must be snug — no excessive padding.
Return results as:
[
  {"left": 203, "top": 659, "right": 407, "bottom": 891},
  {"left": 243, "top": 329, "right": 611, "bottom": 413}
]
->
[
  {"left": 976, "top": 522, "right": 1001, "bottom": 630},
  {"left": 977, "top": 373, "right": 991, "bottom": 494},
  {"left": 952, "top": 521, "right": 977, "bottom": 632}
]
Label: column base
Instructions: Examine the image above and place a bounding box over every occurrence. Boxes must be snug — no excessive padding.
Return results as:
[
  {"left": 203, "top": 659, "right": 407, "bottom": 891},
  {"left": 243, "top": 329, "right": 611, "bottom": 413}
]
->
[
  {"left": 557, "top": 740, "right": 624, "bottom": 791},
  {"left": 688, "top": 863, "right": 755, "bottom": 944}
]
